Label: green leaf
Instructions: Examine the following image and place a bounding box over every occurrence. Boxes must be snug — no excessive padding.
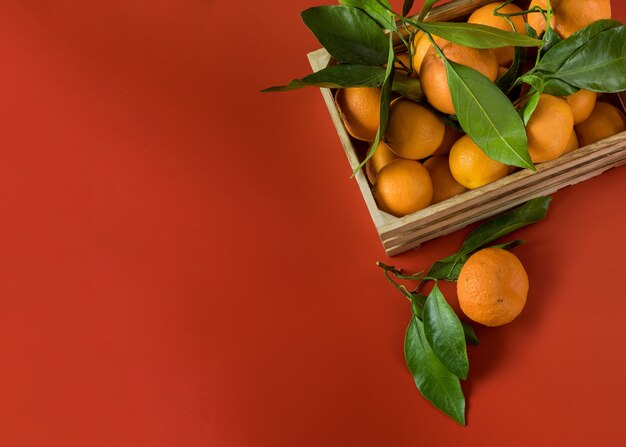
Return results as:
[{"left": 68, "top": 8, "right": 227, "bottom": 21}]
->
[
  {"left": 391, "top": 72, "right": 424, "bottom": 102},
  {"left": 416, "top": 21, "right": 542, "bottom": 49},
  {"left": 519, "top": 74, "right": 544, "bottom": 124},
  {"left": 423, "top": 284, "right": 469, "bottom": 379},
  {"left": 525, "top": 22, "right": 538, "bottom": 39},
  {"left": 405, "top": 317, "right": 465, "bottom": 425},
  {"left": 521, "top": 91, "right": 541, "bottom": 124},
  {"left": 545, "top": 27, "right": 626, "bottom": 93},
  {"left": 427, "top": 253, "right": 463, "bottom": 282},
  {"left": 520, "top": 73, "right": 544, "bottom": 92},
  {"left": 445, "top": 60, "right": 534, "bottom": 170},
  {"left": 410, "top": 292, "right": 478, "bottom": 345},
  {"left": 338, "top": 0, "right": 395, "bottom": 30},
  {"left": 536, "top": 19, "right": 622, "bottom": 74},
  {"left": 301, "top": 6, "right": 389, "bottom": 66},
  {"left": 261, "top": 64, "right": 387, "bottom": 92},
  {"left": 458, "top": 197, "right": 551, "bottom": 256},
  {"left": 540, "top": 1, "right": 559, "bottom": 55},
  {"left": 352, "top": 35, "right": 394, "bottom": 176},
  {"left": 462, "top": 323, "right": 479, "bottom": 346},
  {"left": 402, "top": 0, "right": 415, "bottom": 17},
  {"left": 410, "top": 293, "right": 426, "bottom": 318},
  {"left": 417, "top": 0, "right": 440, "bottom": 21},
  {"left": 542, "top": 78, "right": 579, "bottom": 96},
  {"left": 541, "top": 23, "right": 562, "bottom": 56},
  {"left": 496, "top": 46, "right": 524, "bottom": 93},
  {"left": 490, "top": 239, "right": 526, "bottom": 252}
]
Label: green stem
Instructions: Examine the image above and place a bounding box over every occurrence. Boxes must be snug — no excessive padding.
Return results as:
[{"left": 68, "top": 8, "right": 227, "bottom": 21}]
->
[
  {"left": 513, "top": 89, "right": 535, "bottom": 108},
  {"left": 394, "top": 56, "right": 411, "bottom": 73},
  {"left": 396, "top": 30, "right": 411, "bottom": 53},
  {"left": 377, "top": 262, "right": 424, "bottom": 281},
  {"left": 502, "top": 7, "right": 546, "bottom": 18},
  {"left": 412, "top": 278, "right": 433, "bottom": 294},
  {"left": 401, "top": 22, "right": 417, "bottom": 72},
  {"left": 417, "top": 0, "right": 444, "bottom": 22},
  {"left": 420, "top": 28, "right": 445, "bottom": 59},
  {"left": 381, "top": 268, "right": 414, "bottom": 302},
  {"left": 493, "top": 0, "right": 517, "bottom": 32}
]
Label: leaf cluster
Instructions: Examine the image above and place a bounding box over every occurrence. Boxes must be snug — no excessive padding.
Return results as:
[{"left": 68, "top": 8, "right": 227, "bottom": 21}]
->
[
  {"left": 378, "top": 196, "right": 551, "bottom": 424},
  {"left": 263, "top": 0, "right": 625, "bottom": 175},
  {"left": 518, "top": 19, "right": 625, "bottom": 120}
]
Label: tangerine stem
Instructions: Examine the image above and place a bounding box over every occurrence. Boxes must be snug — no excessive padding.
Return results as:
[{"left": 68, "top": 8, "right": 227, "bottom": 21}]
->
[
  {"left": 381, "top": 268, "right": 413, "bottom": 302},
  {"left": 394, "top": 56, "right": 411, "bottom": 73},
  {"left": 417, "top": 0, "right": 444, "bottom": 22},
  {"left": 493, "top": 0, "right": 517, "bottom": 32},
  {"left": 418, "top": 26, "right": 445, "bottom": 59},
  {"left": 377, "top": 261, "right": 425, "bottom": 281}
]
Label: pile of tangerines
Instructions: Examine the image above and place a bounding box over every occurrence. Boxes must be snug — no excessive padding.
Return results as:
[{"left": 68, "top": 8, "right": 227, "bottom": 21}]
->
[{"left": 335, "top": 0, "right": 626, "bottom": 218}]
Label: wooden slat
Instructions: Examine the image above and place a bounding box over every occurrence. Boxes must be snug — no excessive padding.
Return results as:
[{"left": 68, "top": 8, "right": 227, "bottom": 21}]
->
[
  {"left": 378, "top": 131, "right": 626, "bottom": 239},
  {"left": 385, "top": 157, "right": 626, "bottom": 255},
  {"left": 384, "top": 140, "right": 626, "bottom": 249},
  {"left": 383, "top": 136, "right": 626, "bottom": 254},
  {"left": 385, "top": 161, "right": 626, "bottom": 255}
]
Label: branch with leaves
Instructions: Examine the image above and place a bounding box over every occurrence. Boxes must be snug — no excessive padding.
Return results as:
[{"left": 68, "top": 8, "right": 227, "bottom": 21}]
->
[{"left": 378, "top": 196, "right": 551, "bottom": 424}]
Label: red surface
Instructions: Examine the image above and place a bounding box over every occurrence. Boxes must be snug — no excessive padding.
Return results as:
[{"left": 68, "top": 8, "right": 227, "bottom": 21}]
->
[{"left": 0, "top": 0, "right": 625, "bottom": 445}]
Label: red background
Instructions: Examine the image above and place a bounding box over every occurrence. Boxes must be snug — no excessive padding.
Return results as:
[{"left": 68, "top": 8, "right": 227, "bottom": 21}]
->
[{"left": 0, "top": 0, "right": 625, "bottom": 445}]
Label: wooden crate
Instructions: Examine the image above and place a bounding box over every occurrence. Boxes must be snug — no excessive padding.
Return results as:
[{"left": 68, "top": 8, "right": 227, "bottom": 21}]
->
[{"left": 308, "top": 0, "right": 626, "bottom": 256}]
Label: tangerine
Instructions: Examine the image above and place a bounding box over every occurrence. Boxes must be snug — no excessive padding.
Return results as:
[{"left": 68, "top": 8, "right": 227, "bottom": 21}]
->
[
  {"left": 423, "top": 156, "right": 468, "bottom": 204},
  {"left": 565, "top": 89, "right": 597, "bottom": 125},
  {"left": 526, "top": 94, "right": 574, "bottom": 163},
  {"left": 384, "top": 99, "right": 445, "bottom": 159},
  {"left": 373, "top": 159, "right": 433, "bottom": 217},
  {"left": 449, "top": 135, "right": 510, "bottom": 189},
  {"left": 411, "top": 33, "right": 448, "bottom": 75},
  {"left": 562, "top": 130, "right": 580, "bottom": 155},
  {"left": 421, "top": 42, "right": 499, "bottom": 115},
  {"left": 335, "top": 87, "right": 380, "bottom": 142},
  {"left": 365, "top": 141, "right": 398, "bottom": 184},
  {"left": 528, "top": 0, "right": 611, "bottom": 38},
  {"left": 467, "top": 2, "right": 526, "bottom": 66},
  {"left": 433, "top": 125, "right": 464, "bottom": 156},
  {"left": 457, "top": 248, "right": 529, "bottom": 327},
  {"left": 575, "top": 101, "right": 626, "bottom": 147}
]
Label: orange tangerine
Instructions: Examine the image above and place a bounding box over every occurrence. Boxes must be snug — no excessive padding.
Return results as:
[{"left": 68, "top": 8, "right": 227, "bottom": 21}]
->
[
  {"left": 384, "top": 99, "right": 445, "bottom": 160},
  {"left": 467, "top": 2, "right": 526, "bottom": 66},
  {"left": 528, "top": 0, "right": 611, "bottom": 38},
  {"left": 526, "top": 94, "right": 574, "bottom": 163},
  {"left": 335, "top": 87, "right": 380, "bottom": 142},
  {"left": 449, "top": 135, "right": 510, "bottom": 189},
  {"left": 411, "top": 32, "right": 448, "bottom": 75},
  {"left": 575, "top": 102, "right": 626, "bottom": 147},
  {"left": 457, "top": 248, "right": 529, "bottom": 327},
  {"left": 565, "top": 89, "right": 598, "bottom": 125},
  {"left": 365, "top": 141, "right": 399, "bottom": 184},
  {"left": 423, "top": 156, "right": 468, "bottom": 204},
  {"left": 373, "top": 159, "right": 433, "bottom": 217},
  {"left": 433, "top": 125, "right": 464, "bottom": 156},
  {"left": 562, "top": 130, "right": 579, "bottom": 155}
]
